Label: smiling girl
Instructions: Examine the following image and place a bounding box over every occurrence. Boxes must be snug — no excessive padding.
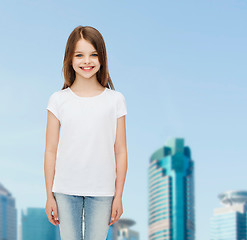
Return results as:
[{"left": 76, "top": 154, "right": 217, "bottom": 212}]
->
[{"left": 44, "top": 25, "right": 128, "bottom": 240}]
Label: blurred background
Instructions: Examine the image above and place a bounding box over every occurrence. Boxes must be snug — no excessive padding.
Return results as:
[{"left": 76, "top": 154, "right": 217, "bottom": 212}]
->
[{"left": 0, "top": 0, "right": 246, "bottom": 239}]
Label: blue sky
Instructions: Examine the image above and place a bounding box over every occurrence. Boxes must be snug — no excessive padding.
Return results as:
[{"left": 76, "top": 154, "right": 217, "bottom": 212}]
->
[{"left": 0, "top": 0, "right": 246, "bottom": 239}]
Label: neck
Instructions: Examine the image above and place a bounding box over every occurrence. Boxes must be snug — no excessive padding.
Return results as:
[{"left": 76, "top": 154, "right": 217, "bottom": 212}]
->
[{"left": 71, "top": 74, "right": 102, "bottom": 91}]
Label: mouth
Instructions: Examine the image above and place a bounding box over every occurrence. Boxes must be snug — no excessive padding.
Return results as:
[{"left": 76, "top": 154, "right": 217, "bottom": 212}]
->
[{"left": 80, "top": 66, "right": 95, "bottom": 71}]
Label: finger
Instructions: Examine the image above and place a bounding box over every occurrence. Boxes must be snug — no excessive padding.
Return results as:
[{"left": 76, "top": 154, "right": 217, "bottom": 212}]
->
[
  {"left": 109, "top": 219, "right": 115, "bottom": 226},
  {"left": 111, "top": 209, "right": 118, "bottom": 221},
  {"left": 51, "top": 215, "right": 59, "bottom": 225},
  {"left": 109, "top": 218, "right": 117, "bottom": 226},
  {"left": 112, "top": 209, "right": 123, "bottom": 224},
  {"left": 48, "top": 216, "right": 57, "bottom": 226},
  {"left": 53, "top": 209, "right": 60, "bottom": 224},
  {"left": 115, "top": 211, "right": 121, "bottom": 221},
  {"left": 50, "top": 211, "right": 55, "bottom": 224},
  {"left": 52, "top": 215, "right": 60, "bottom": 225},
  {"left": 50, "top": 210, "right": 58, "bottom": 226},
  {"left": 53, "top": 216, "right": 60, "bottom": 225},
  {"left": 109, "top": 210, "right": 119, "bottom": 226},
  {"left": 113, "top": 212, "right": 121, "bottom": 223},
  {"left": 109, "top": 211, "right": 116, "bottom": 226}
]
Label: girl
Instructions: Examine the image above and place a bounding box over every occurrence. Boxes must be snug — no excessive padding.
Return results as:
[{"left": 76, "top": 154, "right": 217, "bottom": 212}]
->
[{"left": 44, "top": 25, "right": 128, "bottom": 240}]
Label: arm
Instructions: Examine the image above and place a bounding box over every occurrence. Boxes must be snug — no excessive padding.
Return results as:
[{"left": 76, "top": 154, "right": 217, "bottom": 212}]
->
[
  {"left": 44, "top": 111, "right": 60, "bottom": 199},
  {"left": 44, "top": 111, "right": 61, "bottom": 226},
  {"left": 109, "top": 115, "right": 127, "bottom": 226},
  {"left": 114, "top": 115, "right": 128, "bottom": 198}
]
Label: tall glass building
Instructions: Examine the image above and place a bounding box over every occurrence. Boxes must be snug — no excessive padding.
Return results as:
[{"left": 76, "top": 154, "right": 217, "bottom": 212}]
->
[
  {"left": 148, "top": 138, "right": 195, "bottom": 240},
  {"left": 210, "top": 190, "right": 247, "bottom": 240},
  {"left": 0, "top": 183, "right": 17, "bottom": 240},
  {"left": 21, "top": 207, "right": 60, "bottom": 240}
]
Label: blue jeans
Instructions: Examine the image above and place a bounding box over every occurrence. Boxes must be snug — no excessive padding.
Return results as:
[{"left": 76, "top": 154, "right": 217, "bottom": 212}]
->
[{"left": 53, "top": 192, "right": 114, "bottom": 240}]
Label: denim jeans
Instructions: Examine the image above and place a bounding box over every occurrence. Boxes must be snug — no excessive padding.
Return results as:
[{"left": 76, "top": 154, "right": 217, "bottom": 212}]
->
[{"left": 53, "top": 192, "right": 114, "bottom": 240}]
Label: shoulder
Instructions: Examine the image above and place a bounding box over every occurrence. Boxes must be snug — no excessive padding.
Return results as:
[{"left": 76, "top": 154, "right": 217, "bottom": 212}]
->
[
  {"left": 107, "top": 88, "right": 127, "bottom": 118},
  {"left": 48, "top": 88, "right": 69, "bottom": 101},
  {"left": 106, "top": 88, "right": 126, "bottom": 100}
]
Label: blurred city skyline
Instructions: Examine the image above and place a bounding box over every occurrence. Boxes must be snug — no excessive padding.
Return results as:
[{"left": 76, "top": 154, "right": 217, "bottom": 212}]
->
[{"left": 1, "top": 1, "right": 247, "bottom": 239}]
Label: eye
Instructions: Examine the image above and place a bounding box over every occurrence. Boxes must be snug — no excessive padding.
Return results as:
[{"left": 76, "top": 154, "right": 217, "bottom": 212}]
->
[{"left": 75, "top": 54, "right": 98, "bottom": 57}]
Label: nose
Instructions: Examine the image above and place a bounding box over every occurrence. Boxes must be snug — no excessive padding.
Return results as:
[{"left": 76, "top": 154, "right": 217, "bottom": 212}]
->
[{"left": 84, "top": 56, "right": 90, "bottom": 64}]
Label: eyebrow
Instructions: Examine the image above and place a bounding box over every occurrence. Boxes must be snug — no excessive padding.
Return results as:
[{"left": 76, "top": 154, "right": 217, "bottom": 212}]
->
[{"left": 74, "top": 50, "right": 98, "bottom": 53}]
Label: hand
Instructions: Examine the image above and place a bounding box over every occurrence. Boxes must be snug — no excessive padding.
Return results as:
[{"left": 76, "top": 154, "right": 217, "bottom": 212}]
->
[
  {"left": 45, "top": 195, "right": 60, "bottom": 226},
  {"left": 109, "top": 195, "right": 123, "bottom": 226}
]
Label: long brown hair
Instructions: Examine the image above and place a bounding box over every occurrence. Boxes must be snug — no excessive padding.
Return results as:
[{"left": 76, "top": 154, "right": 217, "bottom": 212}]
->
[{"left": 61, "top": 25, "right": 115, "bottom": 90}]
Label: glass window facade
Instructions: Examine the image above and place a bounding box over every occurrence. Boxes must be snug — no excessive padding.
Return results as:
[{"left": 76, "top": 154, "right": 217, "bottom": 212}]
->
[
  {"left": 210, "top": 191, "right": 247, "bottom": 240},
  {"left": 148, "top": 138, "right": 195, "bottom": 240}
]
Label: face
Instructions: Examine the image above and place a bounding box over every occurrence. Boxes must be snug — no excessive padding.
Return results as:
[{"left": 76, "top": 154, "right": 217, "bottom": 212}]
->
[{"left": 72, "top": 37, "right": 101, "bottom": 79}]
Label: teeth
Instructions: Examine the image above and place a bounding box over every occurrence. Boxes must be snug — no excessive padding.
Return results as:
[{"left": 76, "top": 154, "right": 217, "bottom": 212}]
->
[{"left": 82, "top": 67, "right": 93, "bottom": 69}]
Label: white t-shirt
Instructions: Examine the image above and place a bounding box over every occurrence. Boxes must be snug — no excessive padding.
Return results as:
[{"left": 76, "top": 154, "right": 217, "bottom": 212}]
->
[{"left": 46, "top": 86, "right": 127, "bottom": 196}]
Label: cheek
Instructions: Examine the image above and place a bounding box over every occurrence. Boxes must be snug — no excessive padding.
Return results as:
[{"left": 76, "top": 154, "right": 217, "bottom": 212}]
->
[
  {"left": 95, "top": 62, "right": 101, "bottom": 71},
  {"left": 93, "top": 58, "right": 100, "bottom": 65},
  {"left": 72, "top": 60, "right": 80, "bottom": 70}
]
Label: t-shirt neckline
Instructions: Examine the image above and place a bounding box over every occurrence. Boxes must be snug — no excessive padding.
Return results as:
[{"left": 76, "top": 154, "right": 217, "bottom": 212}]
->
[{"left": 67, "top": 87, "right": 107, "bottom": 100}]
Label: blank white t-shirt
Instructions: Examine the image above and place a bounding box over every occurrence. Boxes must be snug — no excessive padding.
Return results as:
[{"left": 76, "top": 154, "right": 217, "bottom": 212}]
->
[{"left": 46, "top": 86, "right": 127, "bottom": 196}]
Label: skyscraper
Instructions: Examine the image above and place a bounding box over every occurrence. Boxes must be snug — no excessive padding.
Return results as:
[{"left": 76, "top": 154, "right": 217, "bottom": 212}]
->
[
  {"left": 210, "top": 190, "right": 247, "bottom": 240},
  {"left": 148, "top": 138, "right": 195, "bottom": 240},
  {"left": 0, "top": 182, "right": 17, "bottom": 240},
  {"left": 21, "top": 207, "right": 60, "bottom": 240}
]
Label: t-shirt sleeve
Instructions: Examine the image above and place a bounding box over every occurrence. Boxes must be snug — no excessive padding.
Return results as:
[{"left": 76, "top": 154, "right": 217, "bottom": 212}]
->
[
  {"left": 46, "top": 92, "right": 60, "bottom": 121},
  {"left": 116, "top": 92, "right": 127, "bottom": 119}
]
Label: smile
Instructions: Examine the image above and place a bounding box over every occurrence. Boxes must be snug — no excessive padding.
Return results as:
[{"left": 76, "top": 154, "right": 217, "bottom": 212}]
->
[{"left": 80, "top": 67, "right": 94, "bottom": 72}]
